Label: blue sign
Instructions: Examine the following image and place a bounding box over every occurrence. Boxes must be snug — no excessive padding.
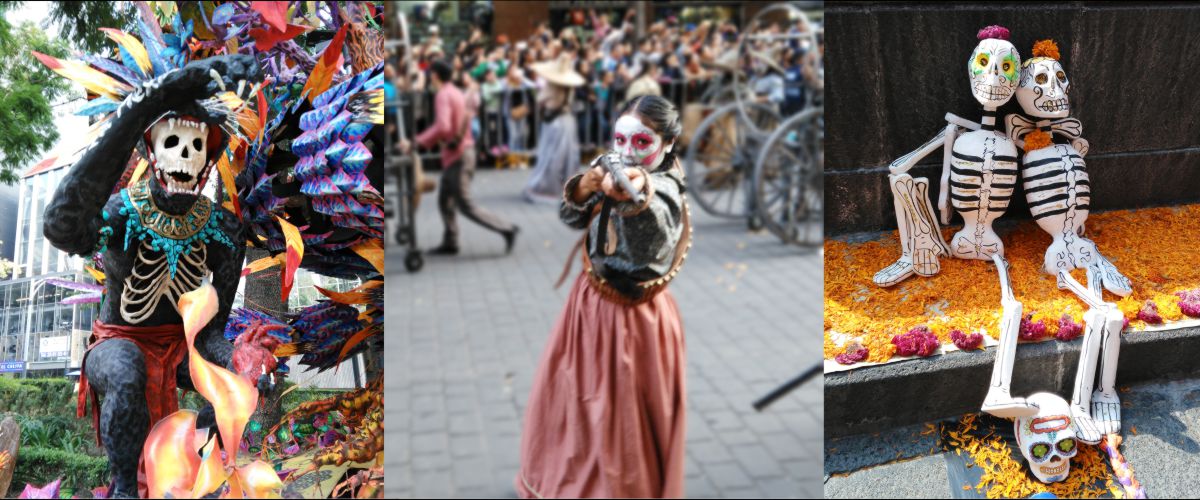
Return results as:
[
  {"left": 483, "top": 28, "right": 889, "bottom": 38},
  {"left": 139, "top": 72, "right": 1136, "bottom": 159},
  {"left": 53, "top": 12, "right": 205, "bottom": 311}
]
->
[{"left": 0, "top": 361, "right": 25, "bottom": 373}]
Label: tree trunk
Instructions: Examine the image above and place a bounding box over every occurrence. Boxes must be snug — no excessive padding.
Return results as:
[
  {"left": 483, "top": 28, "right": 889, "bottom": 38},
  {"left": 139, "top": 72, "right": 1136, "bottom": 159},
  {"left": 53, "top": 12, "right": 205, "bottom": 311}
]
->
[{"left": 242, "top": 247, "right": 289, "bottom": 442}]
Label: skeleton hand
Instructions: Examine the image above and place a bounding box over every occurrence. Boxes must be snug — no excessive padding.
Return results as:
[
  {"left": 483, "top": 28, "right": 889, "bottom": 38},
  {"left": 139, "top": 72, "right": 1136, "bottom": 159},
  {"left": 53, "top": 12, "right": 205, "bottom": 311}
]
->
[
  {"left": 162, "top": 54, "right": 263, "bottom": 101},
  {"left": 155, "top": 54, "right": 264, "bottom": 125}
]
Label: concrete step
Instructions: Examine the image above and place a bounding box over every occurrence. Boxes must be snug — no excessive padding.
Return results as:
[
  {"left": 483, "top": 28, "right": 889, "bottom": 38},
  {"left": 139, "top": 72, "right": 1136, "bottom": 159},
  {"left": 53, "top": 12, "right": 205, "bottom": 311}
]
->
[{"left": 825, "top": 327, "right": 1200, "bottom": 439}]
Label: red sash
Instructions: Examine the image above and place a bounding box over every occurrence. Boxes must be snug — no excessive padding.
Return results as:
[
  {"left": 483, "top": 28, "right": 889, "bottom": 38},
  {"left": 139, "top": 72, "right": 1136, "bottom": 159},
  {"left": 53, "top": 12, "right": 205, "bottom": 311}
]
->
[{"left": 78, "top": 319, "right": 188, "bottom": 498}]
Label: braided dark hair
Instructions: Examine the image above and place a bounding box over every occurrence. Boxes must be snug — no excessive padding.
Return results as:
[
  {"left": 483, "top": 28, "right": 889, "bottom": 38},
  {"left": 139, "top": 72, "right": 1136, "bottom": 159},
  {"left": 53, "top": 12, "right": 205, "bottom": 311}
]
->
[{"left": 616, "top": 94, "right": 682, "bottom": 171}]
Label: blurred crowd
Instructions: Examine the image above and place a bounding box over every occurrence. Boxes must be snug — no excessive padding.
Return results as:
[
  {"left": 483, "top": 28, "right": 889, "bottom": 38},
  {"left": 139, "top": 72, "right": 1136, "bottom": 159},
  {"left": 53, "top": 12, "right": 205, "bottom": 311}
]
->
[{"left": 386, "top": 7, "right": 823, "bottom": 161}]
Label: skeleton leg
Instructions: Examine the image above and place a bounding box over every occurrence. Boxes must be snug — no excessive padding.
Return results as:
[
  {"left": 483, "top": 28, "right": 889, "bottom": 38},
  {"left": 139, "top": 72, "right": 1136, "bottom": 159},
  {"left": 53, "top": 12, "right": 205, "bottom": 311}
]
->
[
  {"left": 981, "top": 253, "right": 1039, "bottom": 418},
  {"left": 1057, "top": 269, "right": 1109, "bottom": 444},
  {"left": 1089, "top": 265, "right": 1123, "bottom": 435},
  {"left": 873, "top": 174, "right": 950, "bottom": 287}
]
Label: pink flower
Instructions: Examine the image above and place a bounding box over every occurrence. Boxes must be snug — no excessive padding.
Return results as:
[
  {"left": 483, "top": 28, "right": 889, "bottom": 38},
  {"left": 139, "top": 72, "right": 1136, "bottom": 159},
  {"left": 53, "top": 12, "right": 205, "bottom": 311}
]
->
[
  {"left": 977, "top": 25, "right": 1010, "bottom": 41},
  {"left": 1056, "top": 314, "right": 1083, "bottom": 341},
  {"left": 835, "top": 345, "right": 869, "bottom": 365},
  {"left": 1019, "top": 314, "right": 1046, "bottom": 341},
  {"left": 950, "top": 329, "right": 983, "bottom": 351},
  {"left": 892, "top": 326, "right": 940, "bottom": 357},
  {"left": 1176, "top": 289, "right": 1200, "bottom": 317},
  {"left": 1137, "top": 301, "right": 1163, "bottom": 324}
]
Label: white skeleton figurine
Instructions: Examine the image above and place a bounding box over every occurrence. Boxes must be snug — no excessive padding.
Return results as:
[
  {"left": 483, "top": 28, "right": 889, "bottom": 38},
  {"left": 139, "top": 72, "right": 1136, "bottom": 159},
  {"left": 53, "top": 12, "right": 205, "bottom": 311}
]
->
[
  {"left": 1000, "top": 40, "right": 1132, "bottom": 445},
  {"left": 873, "top": 26, "right": 1035, "bottom": 417}
]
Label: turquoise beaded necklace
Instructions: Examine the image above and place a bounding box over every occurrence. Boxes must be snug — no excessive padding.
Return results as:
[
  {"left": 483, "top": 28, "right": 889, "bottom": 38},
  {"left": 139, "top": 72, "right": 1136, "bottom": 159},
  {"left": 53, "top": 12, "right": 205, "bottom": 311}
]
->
[{"left": 114, "top": 180, "right": 235, "bottom": 278}]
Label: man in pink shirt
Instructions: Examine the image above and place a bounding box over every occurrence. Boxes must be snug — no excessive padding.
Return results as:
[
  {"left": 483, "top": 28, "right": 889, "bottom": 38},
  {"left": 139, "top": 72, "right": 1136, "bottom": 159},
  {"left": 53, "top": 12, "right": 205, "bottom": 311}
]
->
[{"left": 401, "top": 60, "right": 519, "bottom": 255}]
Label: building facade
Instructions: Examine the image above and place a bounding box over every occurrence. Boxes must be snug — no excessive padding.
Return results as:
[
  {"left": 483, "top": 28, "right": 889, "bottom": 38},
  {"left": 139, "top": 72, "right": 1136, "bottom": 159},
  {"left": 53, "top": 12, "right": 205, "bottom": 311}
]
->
[{"left": 0, "top": 162, "right": 97, "bottom": 376}]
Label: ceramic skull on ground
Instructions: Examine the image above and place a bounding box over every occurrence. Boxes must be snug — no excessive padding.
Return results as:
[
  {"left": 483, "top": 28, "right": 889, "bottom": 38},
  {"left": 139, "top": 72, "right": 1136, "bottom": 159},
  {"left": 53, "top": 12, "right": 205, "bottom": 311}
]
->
[
  {"left": 1015, "top": 392, "right": 1079, "bottom": 483},
  {"left": 150, "top": 116, "right": 212, "bottom": 195}
]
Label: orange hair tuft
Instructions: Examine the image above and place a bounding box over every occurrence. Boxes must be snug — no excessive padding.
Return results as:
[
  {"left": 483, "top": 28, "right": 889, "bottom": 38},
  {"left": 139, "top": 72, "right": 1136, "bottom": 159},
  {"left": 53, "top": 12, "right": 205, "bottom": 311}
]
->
[{"left": 1032, "top": 39, "right": 1060, "bottom": 60}]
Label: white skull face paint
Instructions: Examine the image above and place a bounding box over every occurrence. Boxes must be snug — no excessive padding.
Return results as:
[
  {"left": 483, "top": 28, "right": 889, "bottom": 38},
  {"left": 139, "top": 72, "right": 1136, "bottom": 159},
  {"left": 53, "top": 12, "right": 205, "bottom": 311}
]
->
[
  {"left": 1015, "top": 393, "right": 1078, "bottom": 483},
  {"left": 149, "top": 116, "right": 211, "bottom": 195},
  {"left": 614, "top": 114, "right": 669, "bottom": 170},
  {"left": 1018, "top": 58, "right": 1070, "bottom": 118},
  {"left": 967, "top": 38, "right": 1020, "bottom": 107}
]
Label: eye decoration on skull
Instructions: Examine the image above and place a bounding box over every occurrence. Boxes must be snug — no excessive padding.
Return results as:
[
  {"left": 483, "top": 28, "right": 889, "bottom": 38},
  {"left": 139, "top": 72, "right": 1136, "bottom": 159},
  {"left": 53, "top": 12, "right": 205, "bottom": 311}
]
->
[
  {"left": 1001, "top": 54, "right": 1019, "bottom": 82},
  {"left": 1029, "top": 442, "right": 1053, "bottom": 462},
  {"left": 1056, "top": 437, "right": 1077, "bottom": 456},
  {"left": 971, "top": 51, "right": 991, "bottom": 75}
]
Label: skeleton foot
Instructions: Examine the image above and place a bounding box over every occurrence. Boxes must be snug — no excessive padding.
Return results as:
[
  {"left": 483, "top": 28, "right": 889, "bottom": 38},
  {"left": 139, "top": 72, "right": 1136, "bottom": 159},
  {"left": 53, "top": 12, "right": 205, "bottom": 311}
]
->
[
  {"left": 1095, "top": 257, "right": 1132, "bottom": 297},
  {"left": 1091, "top": 390, "right": 1120, "bottom": 435},
  {"left": 873, "top": 249, "right": 942, "bottom": 287},
  {"left": 876, "top": 174, "right": 948, "bottom": 287},
  {"left": 1070, "top": 404, "right": 1103, "bottom": 445},
  {"left": 982, "top": 387, "right": 1039, "bottom": 418},
  {"left": 874, "top": 259, "right": 915, "bottom": 287}
]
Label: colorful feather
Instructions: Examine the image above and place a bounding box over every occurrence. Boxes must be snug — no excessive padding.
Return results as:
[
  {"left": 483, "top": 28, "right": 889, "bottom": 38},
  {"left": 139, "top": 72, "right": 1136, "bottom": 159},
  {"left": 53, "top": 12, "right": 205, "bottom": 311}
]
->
[
  {"left": 32, "top": 51, "right": 133, "bottom": 101},
  {"left": 277, "top": 216, "right": 304, "bottom": 302},
  {"left": 300, "top": 23, "right": 348, "bottom": 104},
  {"left": 100, "top": 28, "right": 153, "bottom": 78}
]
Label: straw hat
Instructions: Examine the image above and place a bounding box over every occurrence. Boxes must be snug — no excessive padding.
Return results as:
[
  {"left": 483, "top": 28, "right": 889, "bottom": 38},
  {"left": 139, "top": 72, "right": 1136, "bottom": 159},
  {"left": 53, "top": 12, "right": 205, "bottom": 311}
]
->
[{"left": 530, "top": 55, "right": 585, "bottom": 87}]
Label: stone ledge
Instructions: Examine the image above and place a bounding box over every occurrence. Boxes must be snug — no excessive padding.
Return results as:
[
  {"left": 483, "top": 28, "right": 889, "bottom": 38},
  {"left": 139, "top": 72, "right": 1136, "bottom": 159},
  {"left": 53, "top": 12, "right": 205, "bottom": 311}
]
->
[{"left": 824, "top": 326, "right": 1200, "bottom": 439}]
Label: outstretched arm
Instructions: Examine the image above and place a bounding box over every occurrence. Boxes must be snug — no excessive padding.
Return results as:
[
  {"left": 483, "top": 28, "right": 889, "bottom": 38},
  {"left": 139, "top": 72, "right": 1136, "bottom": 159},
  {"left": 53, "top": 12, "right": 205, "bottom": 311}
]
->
[{"left": 44, "top": 55, "right": 262, "bottom": 256}]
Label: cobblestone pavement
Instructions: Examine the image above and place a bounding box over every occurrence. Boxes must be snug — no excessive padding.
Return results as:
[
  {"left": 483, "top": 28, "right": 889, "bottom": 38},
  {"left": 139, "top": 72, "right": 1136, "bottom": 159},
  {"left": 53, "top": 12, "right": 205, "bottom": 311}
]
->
[{"left": 385, "top": 168, "right": 823, "bottom": 498}]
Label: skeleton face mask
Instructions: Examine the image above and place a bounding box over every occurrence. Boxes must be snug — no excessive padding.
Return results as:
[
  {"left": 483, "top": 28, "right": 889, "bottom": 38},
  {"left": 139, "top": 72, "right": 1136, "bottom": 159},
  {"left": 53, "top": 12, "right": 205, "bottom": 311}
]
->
[
  {"left": 1018, "top": 58, "right": 1070, "bottom": 118},
  {"left": 149, "top": 116, "right": 212, "bottom": 195},
  {"left": 967, "top": 38, "right": 1020, "bottom": 107},
  {"left": 1015, "top": 393, "right": 1078, "bottom": 483},
  {"left": 614, "top": 114, "right": 672, "bottom": 170}
]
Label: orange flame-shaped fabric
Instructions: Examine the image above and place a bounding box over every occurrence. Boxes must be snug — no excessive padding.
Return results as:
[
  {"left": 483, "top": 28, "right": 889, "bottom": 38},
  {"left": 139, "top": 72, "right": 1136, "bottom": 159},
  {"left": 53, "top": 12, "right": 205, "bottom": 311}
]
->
[
  {"left": 178, "top": 282, "right": 259, "bottom": 468},
  {"left": 142, "top": 411, "right": 203, "bottom": 498}
]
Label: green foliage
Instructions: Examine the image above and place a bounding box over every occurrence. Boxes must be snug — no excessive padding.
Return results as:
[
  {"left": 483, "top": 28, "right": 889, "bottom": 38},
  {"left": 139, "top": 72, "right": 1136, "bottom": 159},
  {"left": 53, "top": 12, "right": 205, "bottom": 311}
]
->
[
  {"left": 0, "top": 3, "right": 76, "bottom": 185},
  {"left": 9, "top": 446, "right": 108, "bottom": 496},
  {"left": 0, "top": 378, "right": 76, "bottom": 416},
  {"left": 45, "top": 1, "right": 137, "bottom": 54}
]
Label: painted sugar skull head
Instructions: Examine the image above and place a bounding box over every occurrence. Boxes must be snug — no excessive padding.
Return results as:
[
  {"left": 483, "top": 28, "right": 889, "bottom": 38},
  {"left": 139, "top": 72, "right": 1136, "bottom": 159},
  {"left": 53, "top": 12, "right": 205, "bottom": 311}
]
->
[
  {"left": 968, "top": 26, "right": 1020, "bottom": 107},
  {"left": 1018, "top": 40, "right": 1070, "bottom": 118},
  {"left": 1014, "top": 393, "right": 1078, "bottom": 483},
  {"left": 148, "top": 115, "right": 217, "bottom": 196},
  {"left": 613, "top": 95, "right": 681, "bottom": 171}
]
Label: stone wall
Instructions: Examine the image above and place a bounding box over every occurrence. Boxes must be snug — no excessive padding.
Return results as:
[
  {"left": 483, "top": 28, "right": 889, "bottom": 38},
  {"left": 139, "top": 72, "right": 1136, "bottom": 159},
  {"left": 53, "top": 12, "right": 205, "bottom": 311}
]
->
[{"left": 825, "top": 2, "right": 1200, "bottom": 236}]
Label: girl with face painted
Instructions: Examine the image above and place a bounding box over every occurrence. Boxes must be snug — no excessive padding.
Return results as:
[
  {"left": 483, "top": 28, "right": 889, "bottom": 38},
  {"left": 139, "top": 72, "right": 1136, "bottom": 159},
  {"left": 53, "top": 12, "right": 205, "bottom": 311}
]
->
[{"left": 515, "top": 95, "right": 691, "bottom": 499}]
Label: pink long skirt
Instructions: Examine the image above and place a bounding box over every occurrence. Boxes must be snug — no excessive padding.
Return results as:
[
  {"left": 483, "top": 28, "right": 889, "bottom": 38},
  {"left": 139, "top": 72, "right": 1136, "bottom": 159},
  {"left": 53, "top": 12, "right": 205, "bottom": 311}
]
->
[{"left": 515, "top": 273, "right": 687, "bottom": 498}]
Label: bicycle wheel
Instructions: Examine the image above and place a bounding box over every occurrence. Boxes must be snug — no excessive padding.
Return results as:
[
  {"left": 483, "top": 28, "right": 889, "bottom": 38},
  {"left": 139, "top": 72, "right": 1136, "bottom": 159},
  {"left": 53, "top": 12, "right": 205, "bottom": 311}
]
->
[{"left": 754, "top": 107, "right": 823, "bottom": 246}]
